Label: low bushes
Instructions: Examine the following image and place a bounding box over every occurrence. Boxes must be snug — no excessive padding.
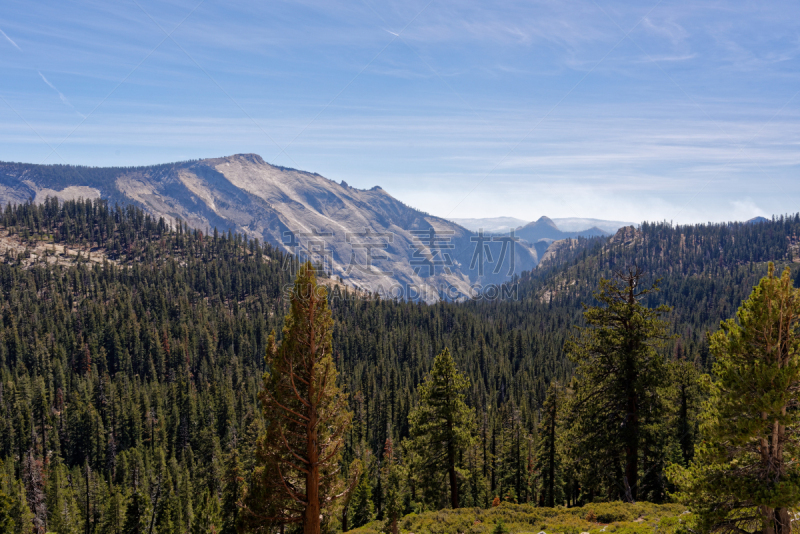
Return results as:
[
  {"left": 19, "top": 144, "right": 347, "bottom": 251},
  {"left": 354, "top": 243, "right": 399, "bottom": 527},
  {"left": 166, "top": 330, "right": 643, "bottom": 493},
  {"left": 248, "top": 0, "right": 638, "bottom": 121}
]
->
[{"left": 346, "top": 501, "right": 688, "bottom": 534}]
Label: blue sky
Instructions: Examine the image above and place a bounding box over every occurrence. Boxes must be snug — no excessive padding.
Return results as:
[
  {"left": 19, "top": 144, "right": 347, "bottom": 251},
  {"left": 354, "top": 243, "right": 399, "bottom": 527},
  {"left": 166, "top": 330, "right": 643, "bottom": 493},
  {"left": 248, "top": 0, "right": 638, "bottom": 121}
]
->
[{"left": 1, "top": 0, "right": 799, "bottom": 224}]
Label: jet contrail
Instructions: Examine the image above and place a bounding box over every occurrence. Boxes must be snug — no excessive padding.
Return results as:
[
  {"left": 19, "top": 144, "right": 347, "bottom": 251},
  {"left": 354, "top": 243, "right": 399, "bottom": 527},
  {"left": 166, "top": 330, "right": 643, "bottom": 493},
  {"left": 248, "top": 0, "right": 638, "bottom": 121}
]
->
[
  {"left": 38, "top": 71, "right": 86, "bottom": 118},
  {"left": 0, "top": 28, "right": 22, "bottom": 51},
  {"left": 385, "top": 29, "right": 399, "bottom": 37}
]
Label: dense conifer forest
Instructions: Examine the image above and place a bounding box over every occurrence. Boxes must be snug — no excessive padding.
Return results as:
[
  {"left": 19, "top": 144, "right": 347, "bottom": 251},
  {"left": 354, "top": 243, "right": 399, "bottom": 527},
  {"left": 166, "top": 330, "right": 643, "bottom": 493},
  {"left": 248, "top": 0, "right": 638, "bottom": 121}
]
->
[{"left": 1, "top": 198, "right": 800, "bottom": 533}]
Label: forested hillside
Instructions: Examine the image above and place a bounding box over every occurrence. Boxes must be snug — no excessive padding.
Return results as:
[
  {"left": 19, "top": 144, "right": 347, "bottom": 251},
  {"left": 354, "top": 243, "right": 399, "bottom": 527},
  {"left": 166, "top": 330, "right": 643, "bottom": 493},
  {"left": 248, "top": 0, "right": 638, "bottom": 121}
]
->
[
  {"left": 334, "top": 217, "right": 800, "bottom": 468},
  {"left": 1, "top": 199, "right": 799, "bottom": 533},
  {"left": 0, "top": 199, "right": 292, "bottom": 533}
]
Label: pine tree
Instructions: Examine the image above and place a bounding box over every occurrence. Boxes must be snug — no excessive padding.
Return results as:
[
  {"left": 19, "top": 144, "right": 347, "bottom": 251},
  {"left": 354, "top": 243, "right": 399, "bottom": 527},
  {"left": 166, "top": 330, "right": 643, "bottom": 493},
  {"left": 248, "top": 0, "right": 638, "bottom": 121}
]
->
[
  {"left": 668, "top": 264, "right": 800, "bottom": 534},
  {"left": 10, "top": 480, "right": 34, "bottom": 534},
  {"left": 45, "top": 460, "right": 80, "bottom": 534},
  {"left": 7, "top": 195, "right": 800, "bottom": 527},
  {"left": 496, "top": 403, "right": 524, "bottom": 503},
  {"left": 338, "top": 460, "right": 363, "bottom": 534},
  {"left": 381, "top": 438, "right": 403, "bottom": 534},
  {"left": 669, "top": 357, "right": 704, "bottom": 466},
  {"left": 566, "top": 268, "right": 671, "bottom": 501},
  {"left": 101, "top": 488, "right": 125, "bottom": 534},
  {"left": 534, "top": 383, "right": 562, "bottom": 507},
  {"left": 461, "top": 440, "right": 489, "bottom": 508},
  {"left": 254, "top": 263, "right": 354, "bottom": 534},
  {"left": 20, "top": 448, "right": 46, "bottom": 534},
  {"left": 0, "top": 488, "right": 14, "bottom": 534},
  {"left": 191, "top": 492, "right": 221, "bottom": 534},
  {"left": 154, "top": 488, "right": 177, "bottom": 534},
  {"left": 220, "top": 437, "right": 243, "bottom": 534},
  {"left": 407, "top": 348, "right": 475, "bottom": 509},
  {"left": 122, "top": 490, "right": 149, "bottom": 534},
  {"left": 348, "top": 469, "right": 374, "bottom": 529},
  {"left": 238, "top": 454, "right": 287, "bottom": 534}
]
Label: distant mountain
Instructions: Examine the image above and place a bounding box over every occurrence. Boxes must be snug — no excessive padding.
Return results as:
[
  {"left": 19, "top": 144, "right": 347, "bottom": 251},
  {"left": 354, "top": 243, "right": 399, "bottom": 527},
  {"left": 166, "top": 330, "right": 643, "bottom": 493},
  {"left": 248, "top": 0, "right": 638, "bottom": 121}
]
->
[
  {"left": 551, "top": 217, "right": 635, "bottom": 234},
  {"left": 0, "top": 154, "right": 540, "bottom": 301},
  {"left": 515, "top": 216, "right": 608, "bottom": 243},
  {"left": 448, "top": 216, "right": 529, "bottom": 233},
  {"left": 449, "top": 216, "right": 634, "bottom": 235},
  {"left": 746, "top": 216, "right": 770, "bottom": 224}
]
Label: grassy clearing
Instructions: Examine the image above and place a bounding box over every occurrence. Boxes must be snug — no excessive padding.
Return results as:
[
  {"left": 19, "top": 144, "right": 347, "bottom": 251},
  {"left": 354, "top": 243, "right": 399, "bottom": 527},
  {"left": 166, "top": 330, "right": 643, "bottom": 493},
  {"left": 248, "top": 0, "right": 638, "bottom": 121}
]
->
[{"left": 347, "top": 501, "right": 690, "bottom": 534}]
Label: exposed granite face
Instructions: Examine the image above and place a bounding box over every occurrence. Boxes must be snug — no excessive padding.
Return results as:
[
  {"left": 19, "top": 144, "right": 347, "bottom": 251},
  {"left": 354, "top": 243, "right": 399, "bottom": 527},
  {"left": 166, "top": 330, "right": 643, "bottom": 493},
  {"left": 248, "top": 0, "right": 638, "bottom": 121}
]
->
[
  {"left": 611, "top": 225, "right": 641, "bottom": 246},
  {"left": 0, "top": 154, "right": 542, "bottom": 302}
]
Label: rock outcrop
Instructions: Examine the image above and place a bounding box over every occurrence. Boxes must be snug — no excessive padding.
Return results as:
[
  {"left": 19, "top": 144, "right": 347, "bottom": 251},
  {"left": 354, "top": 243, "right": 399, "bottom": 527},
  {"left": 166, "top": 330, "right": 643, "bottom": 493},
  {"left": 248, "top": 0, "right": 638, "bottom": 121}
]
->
[{"left": 0, "top": 154, "right": 541, "bottom": 301}]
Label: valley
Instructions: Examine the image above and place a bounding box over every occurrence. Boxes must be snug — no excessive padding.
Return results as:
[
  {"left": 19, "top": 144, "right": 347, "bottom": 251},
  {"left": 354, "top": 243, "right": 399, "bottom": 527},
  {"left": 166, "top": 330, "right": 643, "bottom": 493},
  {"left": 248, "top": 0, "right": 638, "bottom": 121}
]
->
[
  {"left": 0, "top": 196, "right": 797, "bottom": 533},
  {"left": 3, "top": 2, "right": 795, "bottom": 531}
]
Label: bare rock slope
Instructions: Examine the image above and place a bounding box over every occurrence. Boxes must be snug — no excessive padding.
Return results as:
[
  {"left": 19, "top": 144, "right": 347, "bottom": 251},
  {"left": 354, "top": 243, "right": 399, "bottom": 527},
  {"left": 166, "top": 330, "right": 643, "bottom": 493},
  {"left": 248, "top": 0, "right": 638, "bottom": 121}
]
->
[{"left": 0, "top": 154, "right": 539, "bottom": 300}]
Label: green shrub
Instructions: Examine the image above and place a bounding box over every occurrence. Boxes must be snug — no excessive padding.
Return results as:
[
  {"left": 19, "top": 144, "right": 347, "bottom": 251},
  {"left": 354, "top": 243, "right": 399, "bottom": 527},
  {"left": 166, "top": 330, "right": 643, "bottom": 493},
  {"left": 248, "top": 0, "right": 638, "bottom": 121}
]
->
[
  {"left": 492, "top": 520, "right": 510, "bottom": 534},
  {"left": 346, "top": 501, "right": 686, "bottom": 534}
]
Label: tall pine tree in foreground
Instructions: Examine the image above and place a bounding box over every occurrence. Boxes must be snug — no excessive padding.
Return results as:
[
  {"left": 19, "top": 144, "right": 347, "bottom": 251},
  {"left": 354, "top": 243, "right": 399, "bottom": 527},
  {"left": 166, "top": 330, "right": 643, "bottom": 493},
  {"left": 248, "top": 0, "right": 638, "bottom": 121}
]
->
[
  {"left": 566, "top": 267, "right": 671, "bottom": 501},
  {"left": 408, "top": 348, "right": 475, "bottom": 509},
  {"left": 348, "top": 468, "right": 374, "bottom": 529},
  {"left": 247, "top": 263, "right": 354, "bottom": 534},
  {"left": 669, "top": 264, "right": 800, "bottom": 534},
  {"left": 535, "top": 382, "right": 563, "bottom": 507},
  {"left": 381, "top": 438, "right": 403, "bottom": 534}
]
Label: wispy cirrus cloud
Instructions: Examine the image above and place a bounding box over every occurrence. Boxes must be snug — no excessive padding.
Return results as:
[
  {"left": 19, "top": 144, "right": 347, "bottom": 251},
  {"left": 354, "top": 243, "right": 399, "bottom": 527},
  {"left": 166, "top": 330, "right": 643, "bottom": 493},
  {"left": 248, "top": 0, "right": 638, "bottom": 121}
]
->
[
  {"left": 0, "top": 28, "right": 22, "bottom": 51},
  {"left": 2, "top": 0, "right": 800, "bottom": 224}
]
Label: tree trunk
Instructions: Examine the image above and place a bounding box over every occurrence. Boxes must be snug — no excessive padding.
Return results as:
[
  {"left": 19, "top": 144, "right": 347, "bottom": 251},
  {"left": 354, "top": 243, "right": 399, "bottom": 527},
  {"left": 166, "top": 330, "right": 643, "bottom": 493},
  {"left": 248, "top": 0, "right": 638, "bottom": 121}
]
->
[
  {"left": 447, "top": 400, "right": 459, "bottom": 509},
  {"left": 482, "top": 415, "right": 488, "bottom": 478},
  {"left": 515, "top": 425, "right": 521, "bottom": 500},
  {"left": 759, "top": 505, "right": 778, "bottom": 534},
  {"left": 491, "top": 429, "right": 496, "bottom": 493},
  {"left": 775, "top": 508, "right": 791, "bottom": 534},
  {"left": 448, "top": 448, "right": 459, "bottom": 509},
  {"left": 762, "top": 414, "right": 790, "bottom": 534},
  {"left": 40, "top": 410, "right": 46, "bottom": 458},
  {"left": 547, "top": 391, "right": 556, "bottom": 508},
  {"left": 624, "top": 392, "right": 638, "bottom": 502},
  {"left": 305, "top": 302, "right": 321, "bottom": 534},
  {"left": 624, "top": 444, "right": 637, "bottom": 502},
  {"left": 305, "top": 420, "right": 321, "bottom": 534},
  {"left": 623, "top": 277, "right": 639, "bottom": 503},
  {"left": 679, "top": 384, "right": 690, "bottom": 463},
  {"left": 86, "top": 461, "right": 91, "bottom": 534}
]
